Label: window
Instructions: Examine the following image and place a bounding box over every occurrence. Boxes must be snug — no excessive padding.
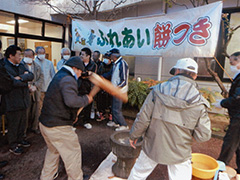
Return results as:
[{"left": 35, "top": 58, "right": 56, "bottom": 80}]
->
[
  {"left": 19, "top": 18, "right": 42, "bottom": 36},
  {"left": 45, "top": 23, "right": 63, "bottom": 39},
  {"left": 0, "top": 11, "right": 65, "bottom": 69},
  {"left": 196, "top": 57, "right": 216, "bottom": 78},
  {"left": 18, "top": 38, "right": 62, "bottom": 69},
  {"left": 0, "top": 12, "right": 14, "bottom": 34},
  {"left": 223, "top": 12, "right": 240, "bottom": 79},
  {"left": 0, "top": 36, "right": 15, "bottom": 55}
]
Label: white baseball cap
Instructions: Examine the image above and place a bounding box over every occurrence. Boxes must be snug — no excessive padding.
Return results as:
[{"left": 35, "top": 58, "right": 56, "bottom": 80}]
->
[{"left": 169, "top": 58, "right": 198, "bottom": 75}]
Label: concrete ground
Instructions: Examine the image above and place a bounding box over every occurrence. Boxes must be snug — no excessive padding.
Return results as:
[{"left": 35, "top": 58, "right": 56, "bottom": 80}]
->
[{"left": 0, "top": 117, "right": 236, "bottom": 180}]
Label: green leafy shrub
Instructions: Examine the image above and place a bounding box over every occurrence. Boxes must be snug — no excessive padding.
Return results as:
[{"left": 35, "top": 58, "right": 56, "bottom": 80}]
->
[{"left": 128, "top": 80, "right": 151, "bottom": 110}]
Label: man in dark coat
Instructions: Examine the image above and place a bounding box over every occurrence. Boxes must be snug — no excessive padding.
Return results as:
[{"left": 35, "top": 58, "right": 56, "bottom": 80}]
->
[
  {"left": 0, "top": 40, "right": 13, "bottom": 95},
  {"left": 2, "top": 45, "right": 34, "bottom": 155},
  {"left": 92, "top": 50, "right": 102, "bottom": 74},
  {"left": 96, "top": 52, "right": 113, "bottom": 121},
  {"left": 0, "top": 40, "right": 11, "bottom": 179},
  {"left": 213, "top": 51, "right": 240, "bottom": 173},
  {"left": 39, "top": 56, "right": 93, "bottom": 180},
  {"left": 77, "top": 47, "right": 97, "bottom": 129}
]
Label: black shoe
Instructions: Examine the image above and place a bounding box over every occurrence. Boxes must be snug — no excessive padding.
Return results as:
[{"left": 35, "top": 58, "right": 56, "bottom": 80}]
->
[
  {"left": 0, "top": 161, "right": 7, "bottom": 168},
  {"left": 23, "top": 133, "right": 27, "bottom": 138},
  {"left": 235, "top": 168, "right": 240, "bottom": 174},
  {"left": 83, "top": 174, "right": 89, "bottom": 180},
  {"left": 9, "top": 146, "right": 23, "bottom": 155},
  {"left": 18, "top": 140, "right": 31, "bottom": 148},
  {"left": 32, "top": 129, "right": 40, "bottom": 134},
  {"left": 53, "top": 172, "right": 58, "bottom": 179},
  {"left": 0, "top": 174, "right": 4, "bottom": 179}
]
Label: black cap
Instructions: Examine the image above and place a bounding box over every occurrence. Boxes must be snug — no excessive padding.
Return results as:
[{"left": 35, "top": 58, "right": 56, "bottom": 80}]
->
[
  {"left": 104, "top": 52, "right": 111, "bottom": 58},
  {"left": 109, "top": 48, "right": 120, "bottom": 55},
  {"left": 65, "top": 56, "right": 85, "bottom": 71}
]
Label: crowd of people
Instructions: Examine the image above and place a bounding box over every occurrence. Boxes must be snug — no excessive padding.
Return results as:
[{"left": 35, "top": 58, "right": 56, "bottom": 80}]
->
[
  {"left": 1, "top": 37, "right": 240, "bottom": 180},
  {"left": 0, "top": 39, "right": 129, "bottom": 179}
]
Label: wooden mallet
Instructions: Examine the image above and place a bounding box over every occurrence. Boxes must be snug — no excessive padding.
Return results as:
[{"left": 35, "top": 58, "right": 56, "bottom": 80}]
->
[{"left": 88, "top": 72, "right": 128, "bottom": 103}]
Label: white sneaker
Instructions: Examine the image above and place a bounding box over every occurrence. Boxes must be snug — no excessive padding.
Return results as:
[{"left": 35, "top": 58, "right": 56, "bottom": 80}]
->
[
  {"left": 115, "top": 126, "right": 129, "bottom": 131},
  {"left": 84, "top": 123, "right": 92, "bottom": 129},
  {"left": 107, "top": 121, "right": 119, "bottom": 127}
]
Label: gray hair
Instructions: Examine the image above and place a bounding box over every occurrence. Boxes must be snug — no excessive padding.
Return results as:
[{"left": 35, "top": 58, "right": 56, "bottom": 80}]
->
[
  {"left": 61, "top": 47, "right": 71, "bottom": 54},
  {"left": 35, "top": 46, "right": 45, "bottom": 54}
]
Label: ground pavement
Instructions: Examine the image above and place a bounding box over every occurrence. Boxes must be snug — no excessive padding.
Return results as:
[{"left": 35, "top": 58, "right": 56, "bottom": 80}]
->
[{"left": 0, "top": 119, "right": 236, "bottom": 180}]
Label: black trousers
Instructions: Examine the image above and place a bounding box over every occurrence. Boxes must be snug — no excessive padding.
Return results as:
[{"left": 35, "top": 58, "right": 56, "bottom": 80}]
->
[
  {"left": 218, "top": 118, "right": 240, "bottom": 172},
  {"left": 78, "top": 103, "right": 92, "bottom": 124},
  {"left": 96, "top": 90, "right": 112, "bottom": 113},
  {"left": 6, "top": 109, "right": 26, "bottom": 148}
]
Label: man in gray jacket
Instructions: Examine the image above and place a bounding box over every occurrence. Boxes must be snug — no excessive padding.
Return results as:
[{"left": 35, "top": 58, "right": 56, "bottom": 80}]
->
[
  {"left": 35, "top": 46, "right": 55, "bottom": 112},
  {"left": 128, "top": 58, "right": 211, "bottom": 180},
  {"left": 22, "top": 49, "right": 44, "bottom": 135}
]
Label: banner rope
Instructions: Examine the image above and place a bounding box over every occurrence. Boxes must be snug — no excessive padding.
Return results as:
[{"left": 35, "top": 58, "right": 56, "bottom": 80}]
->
[{"left": 214, "top": 56, "right": 233, "bottom": 82}]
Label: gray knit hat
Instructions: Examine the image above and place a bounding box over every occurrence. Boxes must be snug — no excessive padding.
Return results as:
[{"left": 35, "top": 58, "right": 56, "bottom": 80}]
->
[{"left": 65, "top": 56, "right": 85, "bottom": 71}]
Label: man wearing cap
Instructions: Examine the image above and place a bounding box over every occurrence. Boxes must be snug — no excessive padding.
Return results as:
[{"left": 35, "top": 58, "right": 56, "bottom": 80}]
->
[
  {"left": 103, "top": 48, "right": 129, "bottom": 131},
  {"left": 39, "top": 56, "right": 93, "bottom": 180},
  {"left": 96, "top": 52, "right": 113, "bottom": 121},
  {"left": 128, "top": 58, "right": 211, "bottom": 180}
]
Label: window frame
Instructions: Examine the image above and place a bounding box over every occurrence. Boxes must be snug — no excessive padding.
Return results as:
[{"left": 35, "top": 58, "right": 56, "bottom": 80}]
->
[{"left": 0, "top": 10, "right": 65, "bottom": 48}]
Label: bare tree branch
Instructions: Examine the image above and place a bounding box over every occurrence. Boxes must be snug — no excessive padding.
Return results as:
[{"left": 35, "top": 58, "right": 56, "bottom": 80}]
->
[
  {"left": 201, "top": 0, "right": 209, "bottom": 5},
  {"left": 222, "top": 14, "right": 240, "bottom": 58},
  {"left": 112, "top": 0, "right": 127, "bottom": 9},
  {"left": 170, "top": 0, "right": 189, "bottom": 9},
  {"left": 204, "top": 58, "right": 228, "bottom": 98},
  {"left": 70, "top": 0, "right": 88, "bottom": 11},
  {"left": 189, "top": 0, "right": 196, "bottom": 7},
  {"left": 84, "top": 0, "right": 93, "bottom": 15},
  {"left": 45, "top": 1, "right": 68, "bottom": 16},
  {"left": 96, "top": 0, "right": 105, "bottom": 11}
]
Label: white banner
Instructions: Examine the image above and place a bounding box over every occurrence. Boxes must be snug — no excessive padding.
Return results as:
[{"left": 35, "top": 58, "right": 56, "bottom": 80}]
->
[{"left": 71, "top": 1, "right": 222, "bottom": 57}]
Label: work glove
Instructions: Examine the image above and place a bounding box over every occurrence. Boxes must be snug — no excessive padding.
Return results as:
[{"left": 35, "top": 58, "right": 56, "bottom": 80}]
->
[{"left": 212, "top": 99, "right": 222, "bottom": 108}]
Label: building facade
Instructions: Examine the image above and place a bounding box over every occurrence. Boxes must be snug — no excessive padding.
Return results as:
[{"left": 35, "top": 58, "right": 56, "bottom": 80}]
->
[{"left": 1, "top": 0, "right": 240, "bottom": 92}]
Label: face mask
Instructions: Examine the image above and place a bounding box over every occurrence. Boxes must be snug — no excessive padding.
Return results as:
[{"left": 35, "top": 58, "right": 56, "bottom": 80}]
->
[
  {"left": 230, "top": 65, "right": 239, "bottom": 73},
  {"left": 103, "top": 58, "right": 109, "bottom": 64},
  {"left": 63, "top": 55, "right": 70, "bottom": 60},
  {"left": 24, "top": 57, "right": 33, "bottom": 64},
  {"left": 38, "top": 54, "right": 45, "bottom": 60},
  {"left": 230, "top": 65, "right": 240, "bottom": 76}
]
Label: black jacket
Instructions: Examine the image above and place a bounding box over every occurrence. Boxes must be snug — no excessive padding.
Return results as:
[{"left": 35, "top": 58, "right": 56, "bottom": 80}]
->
[
  {"left": 221, "top": 73, "right": 240, "bottom": 118},
  {"left": 0, "top": 59, "right": 13, "bottom": 95},
  {"left": 78, "top": 60, "right": 97, "bottom": 95},
  {"left": 95, "top": 60, "right": 102, "bottom": 75},
  {"left": 40, "top": 67, "right": 89, "bottom": 127},
  {"left": 2, "top": 58, "right": 34, "bottom": 112},
  {"left": 98, "top": 62, "right": 113, "bottom": 77}
]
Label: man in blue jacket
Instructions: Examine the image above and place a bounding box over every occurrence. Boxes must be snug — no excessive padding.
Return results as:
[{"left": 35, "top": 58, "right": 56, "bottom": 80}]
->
[
  {"left": 103, "top": 48, "right": 129, "bottom": 131},
  {"left": 39, "top": 56, "right": 93, "bottom": 180}
]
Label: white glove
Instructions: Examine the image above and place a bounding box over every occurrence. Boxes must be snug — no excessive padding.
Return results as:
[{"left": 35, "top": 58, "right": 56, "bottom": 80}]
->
[{"left": 212, "top": 99, "right": 222, "bottom": 108}]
